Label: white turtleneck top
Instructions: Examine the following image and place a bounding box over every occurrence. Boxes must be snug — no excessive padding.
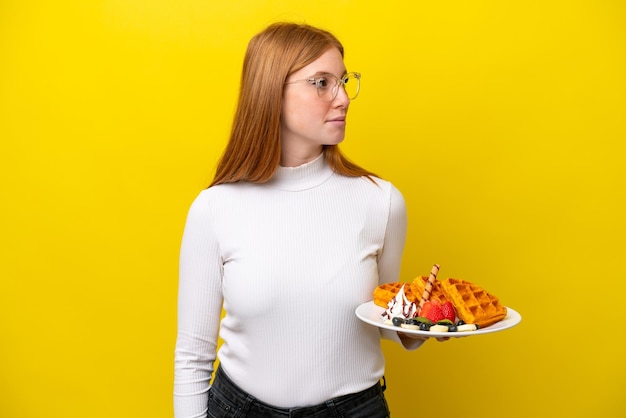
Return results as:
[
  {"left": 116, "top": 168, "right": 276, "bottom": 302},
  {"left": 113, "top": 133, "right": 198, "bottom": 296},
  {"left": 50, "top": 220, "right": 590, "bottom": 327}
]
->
[{"left": 174, "top": 153, "right": 420, "bottom": 418}]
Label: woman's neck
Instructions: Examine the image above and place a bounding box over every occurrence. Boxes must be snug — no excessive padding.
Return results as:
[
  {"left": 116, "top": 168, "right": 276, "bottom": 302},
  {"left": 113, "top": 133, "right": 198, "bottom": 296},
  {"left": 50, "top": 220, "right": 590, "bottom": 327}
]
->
[
  {"left": 279, "top": 145, "right": 324, "bottom": 167},
  {"left": 266, "top": 152, "right": 333, "bottom": 191}
]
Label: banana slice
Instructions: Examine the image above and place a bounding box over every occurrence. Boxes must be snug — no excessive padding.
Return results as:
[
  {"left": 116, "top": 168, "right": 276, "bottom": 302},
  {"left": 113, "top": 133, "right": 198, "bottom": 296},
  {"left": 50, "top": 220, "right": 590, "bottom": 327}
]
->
[
  {"left": 457, "top": 324, "right": 477, "bottom": 332},
  {"left": 429, "top": 324, "right": 449, "bottom": 333}
]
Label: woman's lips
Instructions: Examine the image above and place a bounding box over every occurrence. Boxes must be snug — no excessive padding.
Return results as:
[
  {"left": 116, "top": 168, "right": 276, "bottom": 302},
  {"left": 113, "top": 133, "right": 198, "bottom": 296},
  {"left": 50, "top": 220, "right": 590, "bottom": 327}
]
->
[{"left": 327, "top": 116, "right": 346, "bottom": 125}]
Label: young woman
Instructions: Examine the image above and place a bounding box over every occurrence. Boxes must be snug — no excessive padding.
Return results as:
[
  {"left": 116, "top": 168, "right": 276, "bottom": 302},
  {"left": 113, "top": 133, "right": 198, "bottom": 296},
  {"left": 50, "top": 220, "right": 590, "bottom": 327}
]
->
[{"left": 174, "top": 22, "right": 427, "bottom": 418}]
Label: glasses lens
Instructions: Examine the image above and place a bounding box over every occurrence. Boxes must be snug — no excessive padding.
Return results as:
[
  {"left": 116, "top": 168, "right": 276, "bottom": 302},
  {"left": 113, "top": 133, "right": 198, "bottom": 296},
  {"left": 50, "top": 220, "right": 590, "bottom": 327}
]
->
[
  {"left": 343, "top": 73, "right": 360, "bottom": 100},
  {"left": 314, "top": 74, "right": 337, "bottom": 101}
]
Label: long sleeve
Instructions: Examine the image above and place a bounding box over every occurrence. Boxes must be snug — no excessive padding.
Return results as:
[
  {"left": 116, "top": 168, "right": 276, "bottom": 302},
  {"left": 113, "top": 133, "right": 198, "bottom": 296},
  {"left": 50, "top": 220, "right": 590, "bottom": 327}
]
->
[
  {"left": 377, "top": 185, "right": 425, "bottom": 350},
  {"left": 376, "top": 184, "right": 407, "bottom": 286},
  {"left": 174, "top": 192, "right": 224, "bottom": 418}
]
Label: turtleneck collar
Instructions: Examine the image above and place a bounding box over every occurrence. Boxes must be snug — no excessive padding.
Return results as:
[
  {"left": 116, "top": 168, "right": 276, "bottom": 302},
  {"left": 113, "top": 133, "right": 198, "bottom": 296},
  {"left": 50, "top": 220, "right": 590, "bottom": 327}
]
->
[{"left": 265, "top": 152, "right": 334, "bottom": 191}]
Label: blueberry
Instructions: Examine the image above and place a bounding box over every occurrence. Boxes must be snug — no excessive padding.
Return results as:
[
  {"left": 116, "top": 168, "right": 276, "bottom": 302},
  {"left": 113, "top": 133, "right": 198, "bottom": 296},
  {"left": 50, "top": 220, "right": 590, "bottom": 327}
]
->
[
  {"left": 406, "top": 318, "right": 420, "bottom": 326},
  {"left": 457, "top": 320, "right": 465, "bottom": 326},
  {"left": 447, "top": 324, "right": 457, "bottom": 332},
  {"left": 419, "top": 322, "right": 431, "bottom": 331},
  {"left": 392, "top": 317, "right": 404, "bottom": 327}
]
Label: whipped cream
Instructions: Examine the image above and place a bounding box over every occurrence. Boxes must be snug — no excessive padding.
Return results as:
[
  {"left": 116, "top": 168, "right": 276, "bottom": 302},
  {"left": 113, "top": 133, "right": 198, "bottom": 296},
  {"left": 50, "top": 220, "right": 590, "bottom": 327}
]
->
[{"left": 382, "top": 284, "right": 418, "bottom": 321}]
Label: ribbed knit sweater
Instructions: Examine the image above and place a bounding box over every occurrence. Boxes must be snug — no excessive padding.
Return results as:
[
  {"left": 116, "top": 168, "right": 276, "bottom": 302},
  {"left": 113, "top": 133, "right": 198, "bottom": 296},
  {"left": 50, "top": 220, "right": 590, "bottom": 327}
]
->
[{"left": 174, "top": 153, "right": 420, "bottom": 418}]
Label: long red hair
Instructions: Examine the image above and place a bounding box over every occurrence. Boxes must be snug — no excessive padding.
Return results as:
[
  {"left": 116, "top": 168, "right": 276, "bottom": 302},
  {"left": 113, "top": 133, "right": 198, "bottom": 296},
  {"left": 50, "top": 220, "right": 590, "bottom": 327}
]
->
[{"left": 210, "top": 22, "right": 376, "bottom": 187}]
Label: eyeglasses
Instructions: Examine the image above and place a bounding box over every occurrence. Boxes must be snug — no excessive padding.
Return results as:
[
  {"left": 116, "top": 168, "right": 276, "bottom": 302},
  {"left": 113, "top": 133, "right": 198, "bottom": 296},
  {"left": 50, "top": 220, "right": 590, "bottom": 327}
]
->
[{"left": 284, "top": 72, "right": 361, "bottom": 101}]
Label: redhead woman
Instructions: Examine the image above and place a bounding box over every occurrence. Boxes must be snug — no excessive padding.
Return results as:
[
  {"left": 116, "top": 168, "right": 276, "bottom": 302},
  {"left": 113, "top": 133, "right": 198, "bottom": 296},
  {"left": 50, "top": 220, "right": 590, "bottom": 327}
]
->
[{"left": 174, "top": 22, "right": 427, "bottom": 418}]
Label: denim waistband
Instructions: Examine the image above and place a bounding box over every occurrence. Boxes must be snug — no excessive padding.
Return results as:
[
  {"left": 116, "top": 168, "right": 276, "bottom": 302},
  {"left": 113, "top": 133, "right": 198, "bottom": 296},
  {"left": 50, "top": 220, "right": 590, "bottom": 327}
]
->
[{"left": 210, "top": 366, "right": 385, "bottom": 417}]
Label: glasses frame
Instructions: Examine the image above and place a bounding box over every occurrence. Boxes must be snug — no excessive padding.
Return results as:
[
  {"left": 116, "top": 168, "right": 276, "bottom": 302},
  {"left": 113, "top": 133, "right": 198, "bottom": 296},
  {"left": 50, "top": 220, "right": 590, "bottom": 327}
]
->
[{"left": 284, "top": 72, "right": 361, "bottom": 101}]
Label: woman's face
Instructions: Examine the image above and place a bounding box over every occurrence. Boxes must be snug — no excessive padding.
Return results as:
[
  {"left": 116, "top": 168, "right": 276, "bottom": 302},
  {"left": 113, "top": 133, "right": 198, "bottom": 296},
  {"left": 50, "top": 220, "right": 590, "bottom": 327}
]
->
[{"left": 281, "top": 47, "right": 350, "bottom": 166}]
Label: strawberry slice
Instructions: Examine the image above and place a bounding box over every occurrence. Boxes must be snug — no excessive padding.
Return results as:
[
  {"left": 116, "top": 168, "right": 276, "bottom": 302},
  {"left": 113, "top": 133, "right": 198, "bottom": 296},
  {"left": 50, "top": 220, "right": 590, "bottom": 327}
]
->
[
  {"left": 441, "top": 301, "right": 456, "bottom": 322},
  {"left": 418, "top": 301, "right": 432, "bottom": 318},
  {"left": 419, "top": 301, "right": 445, "bottom": 323}
]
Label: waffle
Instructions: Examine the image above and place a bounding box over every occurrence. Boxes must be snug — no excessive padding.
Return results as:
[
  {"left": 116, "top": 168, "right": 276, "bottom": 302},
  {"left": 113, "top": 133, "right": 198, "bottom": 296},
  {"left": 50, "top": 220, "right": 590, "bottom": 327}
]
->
[
  {"left": 410, "top": 275, "right": 446, "bottom": 305},
  {"left": 440, "top": 278, "right": 508, "bottom": 328},
  {"left": 373, "top": 282, "right": 420, "bottom": 308}
]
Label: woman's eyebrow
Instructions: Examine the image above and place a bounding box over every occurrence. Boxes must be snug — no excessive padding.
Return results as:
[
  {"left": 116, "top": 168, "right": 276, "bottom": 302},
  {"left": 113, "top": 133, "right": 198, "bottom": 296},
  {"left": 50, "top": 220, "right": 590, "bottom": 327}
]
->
[{"left": 309, "top": 70, "right": 348, "bottom": 77}]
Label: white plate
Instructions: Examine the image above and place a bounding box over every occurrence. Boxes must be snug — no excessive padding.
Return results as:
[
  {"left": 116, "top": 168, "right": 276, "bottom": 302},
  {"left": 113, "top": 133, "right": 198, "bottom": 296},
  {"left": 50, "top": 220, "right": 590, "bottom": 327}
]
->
[{"left": 355, "top": 301, "right": 521, "bottom": 337}]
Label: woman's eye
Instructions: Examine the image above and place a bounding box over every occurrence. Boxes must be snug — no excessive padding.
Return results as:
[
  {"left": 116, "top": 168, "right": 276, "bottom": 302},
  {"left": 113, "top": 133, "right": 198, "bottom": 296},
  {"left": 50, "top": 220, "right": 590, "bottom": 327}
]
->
[{"left": 316, "top": 78, "right": 330, "bottom": 88}]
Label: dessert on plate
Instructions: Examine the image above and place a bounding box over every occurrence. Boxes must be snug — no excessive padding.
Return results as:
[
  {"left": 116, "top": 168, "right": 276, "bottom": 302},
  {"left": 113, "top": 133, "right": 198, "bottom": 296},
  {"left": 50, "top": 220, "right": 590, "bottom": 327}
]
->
[{"left": 375, "top": 265, "right": 508, "bottom": 331}]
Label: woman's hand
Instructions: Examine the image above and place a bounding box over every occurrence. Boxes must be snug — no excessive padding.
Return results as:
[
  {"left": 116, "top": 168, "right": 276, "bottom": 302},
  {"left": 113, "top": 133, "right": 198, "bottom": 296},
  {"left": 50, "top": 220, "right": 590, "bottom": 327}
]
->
[{"left": 398, "top": 332, "right": 450, "bottom": 342}]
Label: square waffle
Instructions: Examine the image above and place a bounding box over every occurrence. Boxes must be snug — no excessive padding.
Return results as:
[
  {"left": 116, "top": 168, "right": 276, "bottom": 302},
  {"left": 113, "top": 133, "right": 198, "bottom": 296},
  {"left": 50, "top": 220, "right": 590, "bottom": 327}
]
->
[
  {"left": 410, "top": 275, "right": 446, "bottom": 305},
  {"left": 440, "top": 278, "right": 508, "bottom": 328},
  {"left": 373, "top": 282, "right": 420, "bottom": 308}
]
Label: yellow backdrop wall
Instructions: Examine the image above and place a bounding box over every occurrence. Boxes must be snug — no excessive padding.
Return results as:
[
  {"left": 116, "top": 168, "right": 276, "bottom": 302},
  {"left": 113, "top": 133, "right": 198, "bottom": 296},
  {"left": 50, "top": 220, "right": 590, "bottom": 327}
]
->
[{"left": 1, "top": 1, "right": 625, "bottom": 417}]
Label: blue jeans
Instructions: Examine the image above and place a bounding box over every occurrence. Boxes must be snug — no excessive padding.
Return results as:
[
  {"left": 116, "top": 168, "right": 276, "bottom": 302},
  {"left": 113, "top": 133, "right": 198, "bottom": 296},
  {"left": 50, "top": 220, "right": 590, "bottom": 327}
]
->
[{"left": 208, "top": 366, "right": 390, "bottom": 418}]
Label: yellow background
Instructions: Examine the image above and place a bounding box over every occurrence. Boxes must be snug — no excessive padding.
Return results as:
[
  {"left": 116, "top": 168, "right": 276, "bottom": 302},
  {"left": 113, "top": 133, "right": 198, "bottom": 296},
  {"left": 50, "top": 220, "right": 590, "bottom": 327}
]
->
[{"left": 1, "top": 1, "right": 625, "bottom": 417}]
